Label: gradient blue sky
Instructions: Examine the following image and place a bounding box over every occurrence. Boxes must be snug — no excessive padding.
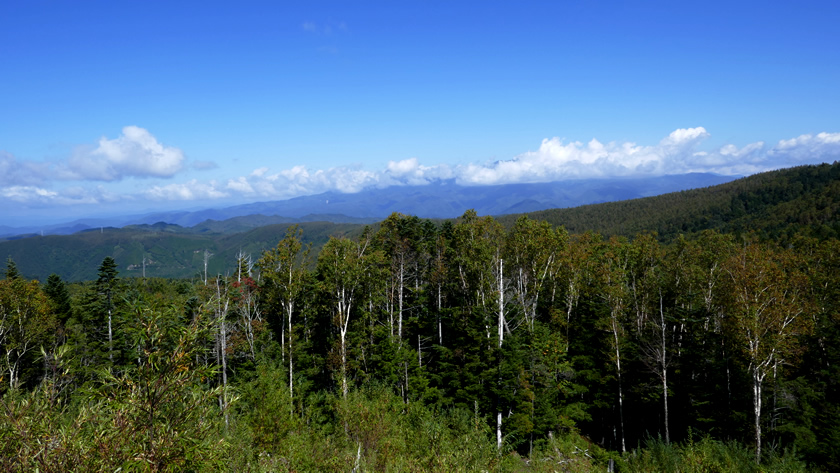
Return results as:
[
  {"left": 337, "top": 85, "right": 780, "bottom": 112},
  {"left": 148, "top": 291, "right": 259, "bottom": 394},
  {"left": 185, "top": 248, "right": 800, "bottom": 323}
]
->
[{"left": 2, "top": 1, "right": 839, "bottom": 225}]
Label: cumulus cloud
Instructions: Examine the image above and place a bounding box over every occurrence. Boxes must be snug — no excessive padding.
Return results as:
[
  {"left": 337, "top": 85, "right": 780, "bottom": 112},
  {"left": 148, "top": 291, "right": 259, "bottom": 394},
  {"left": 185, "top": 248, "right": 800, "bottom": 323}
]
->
[
  {"left": 0, "top": 184, "right": 111, "bottom": 207},
  {"left": 4, "top": 127, "right": 840, "bottom": 213},
  {"left": 453, "top": 129, "right": 840, "bottom": 185},
  {"left": 133, "top": 128, "right": 838, "bottom": 204},
  {"left": 770, "top": 132, "right": 840, "bottom": 162},
  {"left": 216, "top": 160, "right": 454, "bottom": 201},
  {"left": 456, "top": 127, "right": 714, "bottom": 185},
  {"left": 144, "top": 179, "right": 229, "bottom": 201},
  {"left": 0, "top": 151, "right": 48, "bottom": 187},
  {"left": 383, "top": 158, "right": 454, "bottom": 185},
  {"left": 230, "top": 165, "right": 381, "bottom": 198},
  {"left": 0, "top": 186, "right": 58, "bottom": 202},
  {"left": 65, "top": 126, "right": 185, "bottom": 181}
]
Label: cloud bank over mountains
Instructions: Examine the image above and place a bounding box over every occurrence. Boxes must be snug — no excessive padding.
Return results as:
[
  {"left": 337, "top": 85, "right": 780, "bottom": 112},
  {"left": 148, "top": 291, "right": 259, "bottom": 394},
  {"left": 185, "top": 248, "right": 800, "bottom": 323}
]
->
[{"left": 2, "top": 127, "right": 839, "bottom": 212}]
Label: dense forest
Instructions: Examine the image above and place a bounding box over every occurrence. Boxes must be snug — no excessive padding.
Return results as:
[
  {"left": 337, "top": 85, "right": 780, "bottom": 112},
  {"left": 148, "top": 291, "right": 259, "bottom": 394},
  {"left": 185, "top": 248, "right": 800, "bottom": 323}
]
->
[
  {"left": 502, "top": 161, "right": 840, "bottom": 243},
  {"left": 3, "top": 167, "right": 840, "bottom": 471}
]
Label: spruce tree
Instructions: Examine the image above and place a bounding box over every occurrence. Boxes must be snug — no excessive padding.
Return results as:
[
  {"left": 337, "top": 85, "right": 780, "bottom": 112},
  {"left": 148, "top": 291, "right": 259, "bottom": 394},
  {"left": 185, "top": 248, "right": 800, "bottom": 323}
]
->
[{"left": 3, "top": 257, "right": 21, "bottom": 280}]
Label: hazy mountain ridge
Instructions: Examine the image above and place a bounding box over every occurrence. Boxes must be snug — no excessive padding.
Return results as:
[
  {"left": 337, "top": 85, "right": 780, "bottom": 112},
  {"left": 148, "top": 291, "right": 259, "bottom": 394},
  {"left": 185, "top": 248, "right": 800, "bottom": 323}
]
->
[
  {"left": 15, "top": 166, "right": 840, "bottom": 282},
  {"left": 0, "top": 173, "right": 735, "bottom": 238}
]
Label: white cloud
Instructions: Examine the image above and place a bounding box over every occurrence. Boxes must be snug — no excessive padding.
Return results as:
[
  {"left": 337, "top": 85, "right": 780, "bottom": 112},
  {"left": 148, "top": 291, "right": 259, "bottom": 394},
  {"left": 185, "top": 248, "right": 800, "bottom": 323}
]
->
[
  {"left": 226, "top": 177, "right": 254, "bottom": 194},
  {"left": 0, "top": 184, "right": 108, "bottom": 206},
  {"left": 770, "top": 132, "right": 840, "bottom": 162},
  {"left": 257, "top": 165, "right": 380, "bottom": 196},
  {"left": 452, "top": 128, "right": 840, "bottom": 186},
  {"left": 144, "top": 179, "right": 228, "bottom": 201},
  {"left": 4, "top": 127, "right": 840, "bottom": 212},
  {"left": 65, "top": 126, "right": 185, "bottom": 181},
  {"left": 1, "top": 185, "right": 58, "bottom": 202},
  {"left": 0, "top": 151, "right": 48, "bottom": 187},
  {"left": 383, "top": 158, "right": 453, "bottom": 185},
  {"left": 141, "top": 128, "right": 839, "bottom": 203}
]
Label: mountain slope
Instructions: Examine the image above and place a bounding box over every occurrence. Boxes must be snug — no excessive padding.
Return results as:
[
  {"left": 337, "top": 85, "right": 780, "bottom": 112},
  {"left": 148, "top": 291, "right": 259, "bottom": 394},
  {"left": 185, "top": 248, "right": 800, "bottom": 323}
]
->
[
  {"left": 1, "top": 221, "right": 365, "bottom": 282},
  {"left": 502, "top": 162, "right": 840, "bottom": 242}
]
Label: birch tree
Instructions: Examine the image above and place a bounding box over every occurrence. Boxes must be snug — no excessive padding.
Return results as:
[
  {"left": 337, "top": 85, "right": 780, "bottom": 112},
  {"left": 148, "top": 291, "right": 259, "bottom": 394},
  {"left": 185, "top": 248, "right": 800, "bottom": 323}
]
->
[
  {"left": 557, "top": 232, "right": 599, "bottom": 347},
  {"left": 504, "top": 216, "right": 565, "bottom": 334},
  {"left": 595, "top": 237, "right": 631, "bottom": 453},
  {"left": 722, "top": 241, "right": 813, "bottom": 463},
  {"left": 259, "top": 225, "right": 311, "bottom": 409},
  {"left": 451, "top": 210, "right": 509, "bottom": 450},
  {"left": 0, "top": 277, "right": 55, "bottom": 390},
  {"left": 318, "top": 231, "right": 375, "bottom": 398},
  {"left": 377, "top": 213, "right": 413, "bottom": 343}
]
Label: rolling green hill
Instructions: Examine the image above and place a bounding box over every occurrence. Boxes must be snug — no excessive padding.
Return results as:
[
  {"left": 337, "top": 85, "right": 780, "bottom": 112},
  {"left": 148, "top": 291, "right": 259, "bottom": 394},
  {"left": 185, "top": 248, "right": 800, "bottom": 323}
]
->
[
  {"left": 1, "top": 221, "right": 367, "bottom": 282},
  {"left": 504, "top": 162, "right": 840, "bottom": 243}
]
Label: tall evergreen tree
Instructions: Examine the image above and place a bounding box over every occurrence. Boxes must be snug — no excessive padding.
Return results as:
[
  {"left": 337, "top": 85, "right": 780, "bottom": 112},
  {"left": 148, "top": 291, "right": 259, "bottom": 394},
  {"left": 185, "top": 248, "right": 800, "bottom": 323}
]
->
[
  {"left": 96, "top": 257, "right": 119, "bottom": 368},
  {"left": 3, "top": 257, "right": 21, "bottom": 280},
  {"left": 44, "top": 273, "right": 72, "bottom": 325}
]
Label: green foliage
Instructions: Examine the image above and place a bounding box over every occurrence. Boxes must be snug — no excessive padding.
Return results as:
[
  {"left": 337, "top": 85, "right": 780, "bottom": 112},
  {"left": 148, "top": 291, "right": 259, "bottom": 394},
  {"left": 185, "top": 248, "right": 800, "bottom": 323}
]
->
[
  {"left": 0, "top": 276, "right": 56, "bottom": 390},
  {"left": 44, "top": 273, "right": 73, "bottom": 324},
  {"left": 84, "top": 307, "right": 229, "bottom": 471},
  {"left": 0, "top": 221, "right": 367, "bottom": 282},
  {"left": 6, "top": 172, "right": 840, "bottom": 471},
  {"left": 500, "top": 162, "right": 840, "bottom": 243},
  {"left": 0, "top": 305, "right": 229, "bottom": 472},
  {"left": 625, "top": 435, "right": 807, "bottom": 473},
  {"left": 3, "top": 257, "right": 21, "bottom": 280}
]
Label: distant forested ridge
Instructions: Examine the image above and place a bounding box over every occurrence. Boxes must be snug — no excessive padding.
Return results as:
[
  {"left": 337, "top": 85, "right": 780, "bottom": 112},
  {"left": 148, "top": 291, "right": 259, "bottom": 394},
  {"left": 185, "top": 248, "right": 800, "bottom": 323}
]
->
[
  {"left": 4, "top": 163, "right": 839, "bottom": 282},
  {"left": 0, "top": 220, "right": 365, "bottom": 282},
  {"left": 502, "top": 161, "right": 840, "bottom": 242}
]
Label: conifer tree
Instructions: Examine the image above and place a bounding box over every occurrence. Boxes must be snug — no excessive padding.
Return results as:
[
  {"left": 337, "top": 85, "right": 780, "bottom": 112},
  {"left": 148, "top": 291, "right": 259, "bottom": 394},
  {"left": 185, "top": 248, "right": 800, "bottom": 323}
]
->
[
  {"left": 3, "top": 257, "right": 21, "bottom": 280},
  {"left": 96, "top": 257, "right": 119, "bottom": 368}
]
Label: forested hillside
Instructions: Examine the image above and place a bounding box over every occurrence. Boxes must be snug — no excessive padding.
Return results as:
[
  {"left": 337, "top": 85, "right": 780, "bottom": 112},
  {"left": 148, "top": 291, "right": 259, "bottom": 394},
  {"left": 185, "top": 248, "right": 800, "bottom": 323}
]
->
[
  {"left": 506, "top": 162, "right": 840, "bottom": 242},
  {"left": 3, "top": 199, "right": 839, "bottom": 470},
  {"left": 0, "top": 221, "right": 365, "bottom": 281}
]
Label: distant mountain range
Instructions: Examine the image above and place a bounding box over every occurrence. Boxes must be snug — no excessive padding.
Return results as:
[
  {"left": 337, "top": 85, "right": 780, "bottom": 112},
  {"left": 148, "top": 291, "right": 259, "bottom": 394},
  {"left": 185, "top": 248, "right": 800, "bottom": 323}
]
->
[
  {"left": 5, "top": 164, "right": 840, "bottom": 282},
  {"left": 1, "top": 173, "right": 736, "bottom": 238}
]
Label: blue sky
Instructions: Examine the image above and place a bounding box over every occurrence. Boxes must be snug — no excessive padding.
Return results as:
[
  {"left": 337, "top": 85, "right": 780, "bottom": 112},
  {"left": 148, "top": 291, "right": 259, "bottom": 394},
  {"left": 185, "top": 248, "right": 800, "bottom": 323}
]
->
[{"left": 2, "top": 1, "right": 839, "bottom": 226}]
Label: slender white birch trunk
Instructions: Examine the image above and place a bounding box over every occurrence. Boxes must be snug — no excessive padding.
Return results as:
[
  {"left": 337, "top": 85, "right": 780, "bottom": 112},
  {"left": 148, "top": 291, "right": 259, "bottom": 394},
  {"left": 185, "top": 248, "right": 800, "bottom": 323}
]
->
[{"left": 497, "top": 258, "right": 504, "bottom": 452}]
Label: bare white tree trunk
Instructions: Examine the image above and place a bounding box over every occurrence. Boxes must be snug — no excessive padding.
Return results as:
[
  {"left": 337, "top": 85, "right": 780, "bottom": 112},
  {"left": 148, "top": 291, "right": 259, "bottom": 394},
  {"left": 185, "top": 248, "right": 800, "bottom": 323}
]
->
[
  {"left": 659, "top": 294, "right": 670, "bottom": 444},
  {"left": 398, "top": 258, "right": 404, "bottom": 343},
  {"left": 203, "top": 250, "right": 212, "bottom": 285},
  {"left": 611, "top": 313, "right": 626, "bottom": 453},
  {"left": 338, "top": 287, "right": 354, "bottom": 399},
  {"left": 216, "top": 280, "right": 230, "bottom": 429},
  {"left": 107, "top": 303, "right": 113, "bottom": 368},
  {"left": 288, "top": 299, "right": 294, "bottom": 413},
  {"left": 753, "top": 369, "right": 764, "bottom": 463},
  {"left": 437, "top": 285, "right": 443, "bottom": 345},
  {"left": 497, "top": 258, "right": 504, "bottom": 452}
]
